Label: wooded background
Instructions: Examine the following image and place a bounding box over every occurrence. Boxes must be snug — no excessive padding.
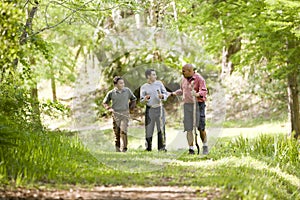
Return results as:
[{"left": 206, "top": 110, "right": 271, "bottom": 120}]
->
[{"left": 1, "top": 0, "right": 299, "bottom": 138}]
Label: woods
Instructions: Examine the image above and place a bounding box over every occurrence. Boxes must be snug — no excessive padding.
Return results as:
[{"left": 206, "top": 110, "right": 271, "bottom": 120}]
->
[{"left": 0, "top": 0, "right": 299, "bottom": 199}]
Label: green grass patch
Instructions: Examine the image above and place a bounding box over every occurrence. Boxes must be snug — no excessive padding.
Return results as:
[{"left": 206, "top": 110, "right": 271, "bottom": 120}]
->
[
  {"left": 0, "top": 123, "right": 299, "bottom": 199},
  {"left": 222, "top": 117, "right": 288, "bottom": 128}
]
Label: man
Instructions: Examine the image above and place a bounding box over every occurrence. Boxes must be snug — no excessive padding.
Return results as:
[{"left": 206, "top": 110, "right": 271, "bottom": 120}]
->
[
  {"left": 140, "top": 69, "right": 168, "bottom": 152},
  {"left": 103, "top": 76, "right": 137, "bottom": 152},
  {"left": 171, "top": 64, "right": 208, "bottom": 155}
]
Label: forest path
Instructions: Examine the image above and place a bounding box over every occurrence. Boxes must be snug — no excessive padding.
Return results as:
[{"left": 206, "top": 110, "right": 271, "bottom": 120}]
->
[{"left": 1, "top": 186, "right": 222, "bottom": 199}]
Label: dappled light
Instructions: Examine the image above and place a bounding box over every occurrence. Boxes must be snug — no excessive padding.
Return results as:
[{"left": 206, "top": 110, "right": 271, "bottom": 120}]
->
[{"left": 1, "top": 0, "right": 299, "bottom": 199}]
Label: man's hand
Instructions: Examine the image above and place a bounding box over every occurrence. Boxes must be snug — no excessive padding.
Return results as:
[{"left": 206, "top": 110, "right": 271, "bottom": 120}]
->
[
  {"left": 191, "top": 90, "right": 199, "bottom": 97},
  {"left": 145, "top": 95, "right": 151, "bottom": 100},
  {"left": 169, "top": 92, "right": 176, "bottom": 96},
  {"left": 158, "top": 94, "right": 164, "bottom": 99}
]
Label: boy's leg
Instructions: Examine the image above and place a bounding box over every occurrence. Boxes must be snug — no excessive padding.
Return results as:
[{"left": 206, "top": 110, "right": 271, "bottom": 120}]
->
[
  {"left": 120, "top": 131, "right": 128, "bottom": 152},
  {"left": 120, "top": 116, "right": 129, "bottom": 152},
  {"left": 113, "top": 116, "right": 121, "bottom": 152}
]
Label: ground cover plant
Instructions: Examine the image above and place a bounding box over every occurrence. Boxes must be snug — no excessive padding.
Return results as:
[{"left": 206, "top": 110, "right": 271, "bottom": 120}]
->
[{"left": 0, "top": 119, "right": 299, "bottom": 199}]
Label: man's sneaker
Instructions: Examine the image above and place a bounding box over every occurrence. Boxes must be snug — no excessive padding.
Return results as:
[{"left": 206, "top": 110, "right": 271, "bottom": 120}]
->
[
  {"left": 159, "top": 148, "right": 167, "bottom": 152},
  {"left": 202, "top": 146, "right": 209, "bottom": 155},
  {"left": 188, "top": 149, "right": 195, "bottom": 155},
  {"left": 116, "top": 147, "right": 121, "bottom": 152},
  {"left": 122, "top": 148, "right": 128, "bottom": 152},
  {"left": 145, "top": 148, "right": 152, "bottom": 152}
]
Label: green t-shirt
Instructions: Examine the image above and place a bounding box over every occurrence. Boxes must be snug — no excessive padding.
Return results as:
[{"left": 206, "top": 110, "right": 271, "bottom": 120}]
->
[{"left": 103, "top": 87, "right": 137, "bottom": 112}]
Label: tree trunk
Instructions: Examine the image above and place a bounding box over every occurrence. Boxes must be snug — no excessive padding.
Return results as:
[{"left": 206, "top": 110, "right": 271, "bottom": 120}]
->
[
  {"left": 287, "top": 72, "right": 300, "bottom": 139},
  {"left": 135, "top": 0, "right": 143, "bottom": 29},
  {"left": 31, "top": 82, "right": 42, "bottom": 129},
  {"left": 220, "top": 38, "right": 241, "bottom": 80},
  {"left": 171, "top": 1, "right": 177, "bottom": 21},
  {"left": 50, "top": 68, "right": 57, "bottom": 102},
  {"left": 21, "top": 4, "right": 43, "bottom": 129}
]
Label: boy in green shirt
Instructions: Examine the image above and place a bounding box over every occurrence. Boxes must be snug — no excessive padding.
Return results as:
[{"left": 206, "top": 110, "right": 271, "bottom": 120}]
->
[{"left": 103, "top": 76, "right": 137, "bottom": 152}]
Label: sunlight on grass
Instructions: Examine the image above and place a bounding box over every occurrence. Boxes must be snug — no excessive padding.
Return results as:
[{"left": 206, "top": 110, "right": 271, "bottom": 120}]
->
[
  {"left": 91, "top": 150, "right": 184, "bottom": 173},
  {"left": 221, "top": 122, "right": 290, "bottom": 138},
  {"left": 171, "top": 156, "right": 300, "bottom": 188}
]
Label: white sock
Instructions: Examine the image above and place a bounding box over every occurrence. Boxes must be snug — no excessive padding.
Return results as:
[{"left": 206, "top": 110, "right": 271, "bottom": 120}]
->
[
  {"left": 203, "top": 143, "right": 208, "bottom": 147},
  {"left": 189, "top": 146, "right": 194, "bottom": 150}
]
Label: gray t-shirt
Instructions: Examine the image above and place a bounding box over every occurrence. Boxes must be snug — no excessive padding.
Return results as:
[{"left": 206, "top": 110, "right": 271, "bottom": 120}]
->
[
  {"left": 103, "top": 87, "right": 137, "bottom": 112},
  {"left": 140, "top": 80, "right": 168, "bottom": 107}
]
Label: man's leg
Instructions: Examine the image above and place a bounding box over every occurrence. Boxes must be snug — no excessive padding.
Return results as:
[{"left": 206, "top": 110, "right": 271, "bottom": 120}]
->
[
  {"left": 186, "top": 131, "right": 195, "bottom": 154},
  {"left": 198, "top": 102, "right": 208, "bottom": 155},
  {"left": 184, "top": 103, "right": 195, "bottom": 154},
  {"left": 145, "top": 106, "right": 154, "bottom": 151},
  {"left": 157, "top": 107, "right": 166, "bottom": 151}
]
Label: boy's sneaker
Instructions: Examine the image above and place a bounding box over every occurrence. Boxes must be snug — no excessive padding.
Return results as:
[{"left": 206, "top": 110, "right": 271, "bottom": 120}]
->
[
  {"left": 202, "top": 146, "right": 209, "bottom": 155},
  {"left": 188, "top": 149, "right": 195, "bottom": 155},
  {"left": 122, "top": 148, "right": 128, "bottom": 152}
]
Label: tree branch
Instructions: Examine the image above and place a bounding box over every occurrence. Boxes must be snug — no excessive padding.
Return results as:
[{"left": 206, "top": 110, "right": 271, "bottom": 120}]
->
[
  {"left": 20, "top": 5, "right": 38, "bottom": 45},
  {"left": 29, "top": 0, "right": 127, "bottom": 38}
]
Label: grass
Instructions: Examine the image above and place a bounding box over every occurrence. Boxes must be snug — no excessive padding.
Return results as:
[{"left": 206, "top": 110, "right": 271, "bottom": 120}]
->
[{"left": 0, "top": 120, "right": 299, "bottom": 199}]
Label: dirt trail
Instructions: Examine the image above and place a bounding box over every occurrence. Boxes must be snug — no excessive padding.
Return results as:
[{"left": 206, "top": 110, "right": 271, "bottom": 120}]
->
[{"left": 1, "top": 186, "right": 222, "bottom": 200}]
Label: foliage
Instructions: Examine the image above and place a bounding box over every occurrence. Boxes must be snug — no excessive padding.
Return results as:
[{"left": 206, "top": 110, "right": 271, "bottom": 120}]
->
[
  {"left": 0, "top": 2, "right": 24, "bottom": 81},
  {"left": 40, "top": 100, "right": 70, "bottom": 119},
  {"left": 0, "top": 82, "right": 33, "bottom": 127}
]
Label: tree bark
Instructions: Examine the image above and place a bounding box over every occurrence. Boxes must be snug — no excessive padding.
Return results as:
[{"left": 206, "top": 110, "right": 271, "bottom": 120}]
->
[
  {"left": 135, "top": 0, "right": 143, "bottom": 29},
  {"left": 20, "top": 6, "right": 38, "bottom": 45},
  {"left": 20, "top": 4, "right": 43, "bottom": 129},
  {"left": 31, "top": 81, "right": 42, "bottom": 129},
  {"left": 50, "top": 67, "right": 57, "bottom": 102},
  {"left": 220, "top": 38, "right": 241, "bottom": 80},
  {"left": 287, "top": 72, "right": 300, "bottom": 139}
]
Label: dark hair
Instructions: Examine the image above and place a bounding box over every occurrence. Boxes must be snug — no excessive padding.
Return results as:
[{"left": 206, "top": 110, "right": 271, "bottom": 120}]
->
[
  {"left": 145, "top": 69, "right": 155, "bottom": 79},
  {"left": 113, "top": 76, "right": 123, "bottom": 85}
]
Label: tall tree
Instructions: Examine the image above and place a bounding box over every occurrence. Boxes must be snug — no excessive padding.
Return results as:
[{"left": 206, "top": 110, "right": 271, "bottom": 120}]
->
[{"left": 175, "top": 0, "right": 300, "bottom": 138}]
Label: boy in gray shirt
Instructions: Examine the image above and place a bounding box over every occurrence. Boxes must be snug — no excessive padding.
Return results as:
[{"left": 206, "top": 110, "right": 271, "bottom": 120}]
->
[
  {"left": 140, "top": 69, "right": 168, "bottom": 152},
  {"left": 103, "top": 76, "right": 137, "bottom": 152}
]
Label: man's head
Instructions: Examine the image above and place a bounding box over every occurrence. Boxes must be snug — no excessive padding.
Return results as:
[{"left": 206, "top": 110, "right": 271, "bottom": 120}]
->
[
  {"left": 113, "top": 76, "right": 125, "bottom": 90},
  {"left": 182, "top": 64, "right": 195, "bottom": 78},
  {"left": 145, "top": 69, "right": 157, "bottom": 82}
]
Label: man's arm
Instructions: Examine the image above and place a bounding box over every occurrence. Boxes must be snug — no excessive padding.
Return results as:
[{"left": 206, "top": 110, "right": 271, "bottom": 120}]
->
[
  {"left": 197, "top": 77, "right": 207, "bottom": 100},
  {"left": 140, "top": 85, "right": 150, "bottom": 103},
  {"left": 159, "top": 81, "right": 169, "bottom": 100},
  {"left": 170, "top": 79, "right": 183, "bottom": 96}
]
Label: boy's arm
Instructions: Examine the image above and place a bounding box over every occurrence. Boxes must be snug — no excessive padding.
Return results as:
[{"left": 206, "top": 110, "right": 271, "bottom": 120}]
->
[
  {"left": 129, "top": 89, "right": 137, "bottom": 110},
  {"left": 102, "top": 92, "right": 114, "bottom": 112}
]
